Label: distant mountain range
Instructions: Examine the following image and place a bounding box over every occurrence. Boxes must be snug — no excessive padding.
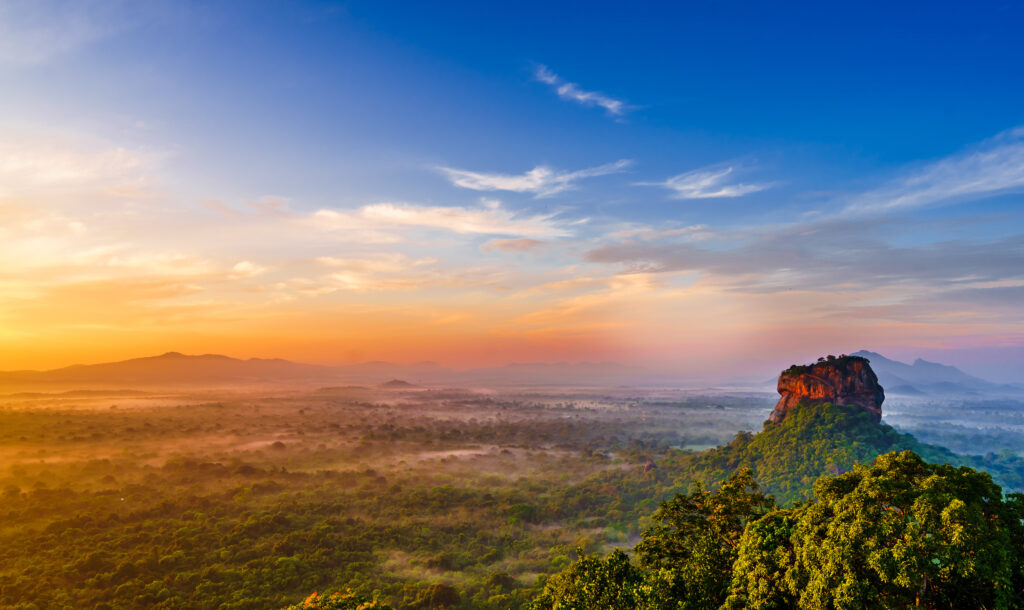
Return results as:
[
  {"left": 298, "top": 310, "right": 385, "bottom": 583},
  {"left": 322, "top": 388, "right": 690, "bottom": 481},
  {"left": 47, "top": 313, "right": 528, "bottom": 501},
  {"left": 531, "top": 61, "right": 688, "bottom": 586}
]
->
[
  {"left": 1, "top": 350, "right": 1018, "bottom": 394},
  {"left": 0, "top": 352, "right": 684, "bottom": 390},
  {"left": 851, "top": 350, "right": 1023, "bottom": 397},
  {"left": 0, "top": 352, "right": 335, "bottom": 388}
]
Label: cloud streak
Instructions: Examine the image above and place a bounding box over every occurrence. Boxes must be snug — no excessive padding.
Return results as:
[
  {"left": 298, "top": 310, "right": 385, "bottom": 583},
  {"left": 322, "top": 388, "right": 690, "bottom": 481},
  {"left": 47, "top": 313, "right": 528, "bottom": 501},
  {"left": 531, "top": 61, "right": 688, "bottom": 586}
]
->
[
  {"left": 438, "top": 159, "right": 631, "bottom": 197},
  {"left": 843, "top": 127, "right": 1024, "bottom": 215},
  {"left": 0, "top": 0, "right": 139, "bottom": 65},
  {"left": 0, "top": 129, "right": 149, "bottom": 196},
  {"left": 312, "top": 200, "right": 571, "bottom": 237},
  {"left": 641, "top": 166, "right": 770, "bottom": 199},
  {"left": 481, "top": 238, "right": 546, "bottom": 253},
  {"left": 585, "top": 216, "right": 1024, "bottom": 313},
  {"left": 534, "top": 65, "right": 629, "bottom": 117},
  {"left": 293, "top": 254, "right": 506, "bottom": 294}
]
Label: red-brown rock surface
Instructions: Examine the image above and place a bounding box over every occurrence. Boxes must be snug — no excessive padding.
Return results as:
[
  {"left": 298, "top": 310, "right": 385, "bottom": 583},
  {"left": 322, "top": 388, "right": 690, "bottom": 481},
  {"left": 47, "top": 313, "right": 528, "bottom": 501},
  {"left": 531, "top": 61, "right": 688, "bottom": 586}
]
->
[{"left": 769, "top": 355, "right": 884, "bottom": 423}]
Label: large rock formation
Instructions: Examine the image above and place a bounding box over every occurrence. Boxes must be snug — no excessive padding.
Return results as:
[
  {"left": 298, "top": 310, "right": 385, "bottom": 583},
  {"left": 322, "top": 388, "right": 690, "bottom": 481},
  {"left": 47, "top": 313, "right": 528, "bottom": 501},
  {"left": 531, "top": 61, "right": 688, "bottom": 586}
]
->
[{"left": 769, "top": 355, "right": 884, "bottom": 423}]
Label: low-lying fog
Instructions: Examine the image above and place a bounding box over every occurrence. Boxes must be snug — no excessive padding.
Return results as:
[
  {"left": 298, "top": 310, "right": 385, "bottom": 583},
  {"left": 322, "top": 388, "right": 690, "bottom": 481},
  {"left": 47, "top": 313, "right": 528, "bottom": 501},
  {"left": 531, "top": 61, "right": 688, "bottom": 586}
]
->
[{"left": 2, "top": 382, "right": 1019, "bottom": 609}]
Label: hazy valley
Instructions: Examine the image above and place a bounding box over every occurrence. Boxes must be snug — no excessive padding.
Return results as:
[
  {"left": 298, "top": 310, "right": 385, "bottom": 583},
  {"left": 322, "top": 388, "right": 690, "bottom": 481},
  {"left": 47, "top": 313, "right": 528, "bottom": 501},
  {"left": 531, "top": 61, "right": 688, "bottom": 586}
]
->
[
  {"left": 0, "top": 374, "right": 770, "bottom": 608},
  {"left": 2, "top": 352, "right": 1022, "bottom": 608}
]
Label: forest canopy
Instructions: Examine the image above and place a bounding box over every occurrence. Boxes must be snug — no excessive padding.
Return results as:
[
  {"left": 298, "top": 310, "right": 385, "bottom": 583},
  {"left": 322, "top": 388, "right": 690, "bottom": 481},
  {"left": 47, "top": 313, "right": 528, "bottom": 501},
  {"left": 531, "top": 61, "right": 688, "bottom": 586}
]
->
[
  {"left": 533, "top": 451, "right": 1024, "bottom": 609},
  {"left": 6, "top": 389, "right": 1024, "bottom": 609}
]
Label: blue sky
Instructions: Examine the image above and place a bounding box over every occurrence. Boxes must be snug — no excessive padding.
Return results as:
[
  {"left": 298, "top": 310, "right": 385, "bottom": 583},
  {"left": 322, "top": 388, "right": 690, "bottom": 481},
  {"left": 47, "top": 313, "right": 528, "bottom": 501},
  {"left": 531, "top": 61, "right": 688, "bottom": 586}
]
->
[{"left": 2, "top": 1, "right": 1023, "bottom": 381}]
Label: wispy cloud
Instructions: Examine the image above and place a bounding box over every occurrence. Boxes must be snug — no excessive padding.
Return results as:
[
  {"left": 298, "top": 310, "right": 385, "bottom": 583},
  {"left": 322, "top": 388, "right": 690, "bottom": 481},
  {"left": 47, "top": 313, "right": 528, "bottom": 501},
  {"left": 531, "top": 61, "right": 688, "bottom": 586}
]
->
[
  {"left": 230, "top": 261, "right": 268, "bottom": 278},
  {"left": 0, "top": 0, "right": 139, "bottom": 65},
  {"left": 534, "top": 65, "right": 630, "bottom": 117},
  {"left": 641, "top": 166, "right": 770, "bottom": 199},
  {"left": 198, "top": 200, "right": 243, "bottom": 217},
  {"left": 296, "top": 254, "right": 504, "bottom": 294},
  {"left": 243, "top": 196, "right": 291, "bottom": 217},
  {"left": 307, "top": 254, "right": 443, "bottom": 292},
  {"left": 481, "top": 238, "right": 547, "bottom": 253},
  {"left": 584, "top": 215, "right": 1024, "bottom": 313},
  {"left": 609, "top": 224, "right": 716, "bottom": 242},
  {"left": 317, "top": 253, "right": 436, "bottom": 273},
  {"left": 312, "top": 200, "right": 571, "bottom": 237},
  {"left": 438, "top": 159, "right": 631, "bottom": 197},
  {"left": 0, "top": 129, "right": 149, "bottom": 195},
  {"left": 843, "top": 127, "right": 1024, "bottom": 215}
]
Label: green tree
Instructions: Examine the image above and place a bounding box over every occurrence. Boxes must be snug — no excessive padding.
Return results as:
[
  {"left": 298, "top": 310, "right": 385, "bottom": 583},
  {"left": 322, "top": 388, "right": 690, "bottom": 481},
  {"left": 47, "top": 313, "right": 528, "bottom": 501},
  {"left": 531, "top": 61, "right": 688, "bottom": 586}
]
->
[
  {"left": 530, "top": 549, "right": 649, "bottom": 610},
  {"left": 721, "top": 511, "right": 798, "bottom": 610},
  {"left": 634, "top": 468, "right": 774, "bottom": 610},
  {"left": 725, "top": 451, "right": 1024, "bottom": 609},
  {"left": 284, "top": 589, "right": 393, "bottom": 609},
  {"left": 794, "top": 451, "right": 1023, "bottom": 608}
]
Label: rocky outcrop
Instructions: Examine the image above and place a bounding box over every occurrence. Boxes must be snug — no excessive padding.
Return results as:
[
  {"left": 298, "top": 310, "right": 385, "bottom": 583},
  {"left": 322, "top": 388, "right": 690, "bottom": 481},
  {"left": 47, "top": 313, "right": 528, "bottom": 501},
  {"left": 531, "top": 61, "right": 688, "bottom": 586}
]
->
[{"left": 769, "top": 355, "right": 884, "bottom": 423}]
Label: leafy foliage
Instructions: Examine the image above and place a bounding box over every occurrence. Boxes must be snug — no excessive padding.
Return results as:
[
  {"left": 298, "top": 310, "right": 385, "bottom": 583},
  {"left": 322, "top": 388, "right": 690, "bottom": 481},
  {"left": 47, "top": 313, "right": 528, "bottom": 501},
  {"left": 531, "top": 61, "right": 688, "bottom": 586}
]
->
[
  {"left": 726, "top": 451, "right": 1024, "bottom": 609},
  {"left": 634, "top": 469, "right": 774, "bottom": 609},
  {"left": 532, "top": 470, "right": 774, "bottom": 610},
  {"left": 781, "top": 354, "right": 867, "bottom": 376},
  {"left": 284, "top": 590, "right": 393, "bottom": 609},
  {"left": 539, "top": 452, "right": 1024, "bottom": 609},
  {"left": 529, "top": 549, "right": 649, "bottom": 610},
  {"left": 686, "top": 401, "right": 971, "bottom": 505},
  {"left": 719, "top": 510, "right": 798, "bottom": 610}
]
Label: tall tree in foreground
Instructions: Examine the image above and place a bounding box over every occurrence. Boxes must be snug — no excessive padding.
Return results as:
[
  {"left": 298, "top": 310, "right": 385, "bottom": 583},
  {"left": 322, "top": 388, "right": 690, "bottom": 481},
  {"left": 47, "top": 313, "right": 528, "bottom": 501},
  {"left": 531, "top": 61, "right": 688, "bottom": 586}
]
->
[
  {"left": 634, "top": 468, "right": 775, "bottom": 609},
  {"left": 725, "top": 451, "right": 1024, "bottom": 609},
  {"left": 529, "top": 548, "right": 649, "bottom": 609},
  {"left": 534, "top": 452, "right": 1024, "bottom": 609},
  {"left": 531, "top": 469, "right": 773, "bottom": 610}
]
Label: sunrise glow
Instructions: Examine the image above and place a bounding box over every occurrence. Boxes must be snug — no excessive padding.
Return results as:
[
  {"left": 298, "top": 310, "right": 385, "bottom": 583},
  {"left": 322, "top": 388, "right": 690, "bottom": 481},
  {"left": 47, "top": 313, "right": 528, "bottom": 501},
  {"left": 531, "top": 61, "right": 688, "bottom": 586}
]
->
[{"left": 2, "top": 2, "right": 1023, "bottom": 382}]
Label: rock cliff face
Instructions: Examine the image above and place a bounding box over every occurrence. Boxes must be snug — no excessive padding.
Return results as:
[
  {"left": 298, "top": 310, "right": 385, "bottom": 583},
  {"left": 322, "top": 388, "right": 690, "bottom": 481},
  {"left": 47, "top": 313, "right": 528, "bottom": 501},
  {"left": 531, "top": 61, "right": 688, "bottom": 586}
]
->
[{"left": 769, "top": 355, "right": 884, "bottom": 423}]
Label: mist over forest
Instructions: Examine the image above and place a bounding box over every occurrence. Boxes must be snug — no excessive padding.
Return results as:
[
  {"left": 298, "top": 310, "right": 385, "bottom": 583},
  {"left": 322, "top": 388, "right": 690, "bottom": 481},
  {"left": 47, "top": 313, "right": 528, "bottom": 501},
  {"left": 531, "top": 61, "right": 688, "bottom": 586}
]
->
[{"left": 2, "top": 351, "right": 1023, "bottom": 608}]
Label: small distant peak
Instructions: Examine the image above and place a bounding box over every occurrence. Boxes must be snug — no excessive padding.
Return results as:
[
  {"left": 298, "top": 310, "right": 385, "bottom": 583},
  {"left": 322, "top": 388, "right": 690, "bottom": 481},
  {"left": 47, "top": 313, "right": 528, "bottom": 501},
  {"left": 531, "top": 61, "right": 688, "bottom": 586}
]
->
[
  {"left": 912, "top": 358, "right": 947, "bottom": 369},
  {"left": 159, "top": 351, "right": 185, "bottom": 358},
  {"left": 380, "top": 379, "right": 417, "bottom": 389},
  {"left": 199, "top": 353, "right": 232, "bottom": 360},
  {"left": 851, "top": 349, "right": 882, "bottom": 360}
]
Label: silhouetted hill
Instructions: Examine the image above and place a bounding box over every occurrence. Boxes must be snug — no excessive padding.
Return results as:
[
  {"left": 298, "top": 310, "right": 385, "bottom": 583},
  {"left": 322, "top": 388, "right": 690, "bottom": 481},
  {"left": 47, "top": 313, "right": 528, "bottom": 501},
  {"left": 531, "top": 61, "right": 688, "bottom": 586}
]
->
[
  {"left": 380, "top": 379, "right": 417, "bottom": 389},
  {"left": 0, "top": 352, "right": 337, "bottom": 388},
  {"left": 0, "top": 354, "right": 691, "bottom": 389}
]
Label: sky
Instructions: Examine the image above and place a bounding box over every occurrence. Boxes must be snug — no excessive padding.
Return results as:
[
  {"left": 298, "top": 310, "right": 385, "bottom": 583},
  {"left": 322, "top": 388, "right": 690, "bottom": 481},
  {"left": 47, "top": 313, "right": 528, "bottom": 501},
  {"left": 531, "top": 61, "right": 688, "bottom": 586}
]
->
[{"left": 1, "top": 0, "right": 1023, "bottom": 382}]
